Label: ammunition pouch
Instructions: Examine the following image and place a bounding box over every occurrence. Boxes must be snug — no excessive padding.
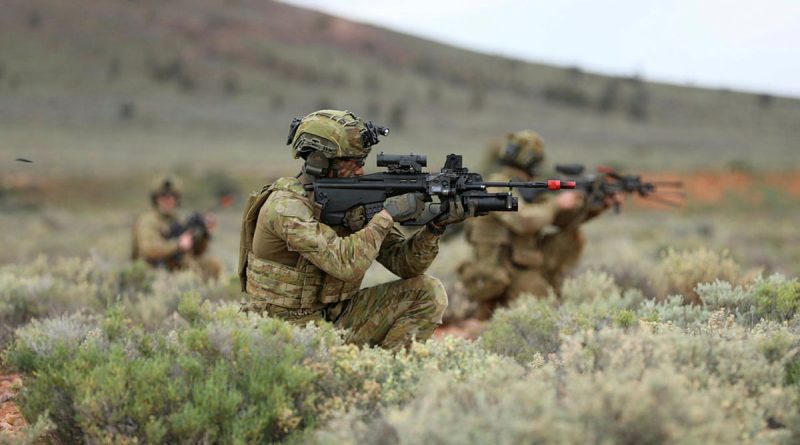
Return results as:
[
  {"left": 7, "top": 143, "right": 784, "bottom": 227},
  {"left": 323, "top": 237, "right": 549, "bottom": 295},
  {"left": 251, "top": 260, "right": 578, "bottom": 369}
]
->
[
  {"left": 509, "top": 235, "right": 544, "bottom": 268},
  {"left": 245, "top": 253, "right": 361, "bottom": 309}
]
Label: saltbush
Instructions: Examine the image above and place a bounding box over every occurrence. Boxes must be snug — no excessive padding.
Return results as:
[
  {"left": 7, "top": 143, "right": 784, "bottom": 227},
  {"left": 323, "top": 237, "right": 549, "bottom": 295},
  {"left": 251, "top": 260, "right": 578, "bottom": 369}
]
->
[
  {"left": 3, "top": 295, "right": 513, "bottom": 444},
  {"left": 653, "top": 248, "right": 758, "bottom": 304},
  {"left": 754, "top": 276, "right": 800, "bottom": 321},
  {"left": 318, "top": 323, "right": 800, "bottom": 445},
  {"left": 481, "top": 272, "right": 646, "bottom": 364},
  {"left": 5, "top": 259, "right": 800, "bottom": 443},
  {"left": 479, "top": 298, "right": 560, "bottom": 364},
  {"left": 0, "top": 256, "right": 240, "bottom": 346},
  {"left": 697, "top": 274, "right": 800, "bottom": 325}
]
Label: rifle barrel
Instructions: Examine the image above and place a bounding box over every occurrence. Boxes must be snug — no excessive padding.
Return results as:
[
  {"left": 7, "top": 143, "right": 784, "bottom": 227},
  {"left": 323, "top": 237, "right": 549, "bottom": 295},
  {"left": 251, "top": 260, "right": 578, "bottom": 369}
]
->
[
  {"left": 643, "top": 195, "right": 684, "bottom": 208},
  {"left": 480, "top": 180, "right": 576, "bottom": 190},
  {"left": 649, "top": 181, "right": 683, "bottom": 187}
]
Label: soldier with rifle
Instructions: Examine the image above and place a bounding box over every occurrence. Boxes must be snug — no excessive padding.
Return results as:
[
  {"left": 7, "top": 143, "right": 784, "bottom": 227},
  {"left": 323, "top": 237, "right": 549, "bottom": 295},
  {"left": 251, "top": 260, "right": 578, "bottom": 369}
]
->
[
  {"left": 457, "top": 130, "right": 682, "bottom": 320},
  {"left": 238, "top": 110, "right": 574, "bottom": 350},
  {"left": 131, "top": 175, "right": 222, "bottom": 281}
]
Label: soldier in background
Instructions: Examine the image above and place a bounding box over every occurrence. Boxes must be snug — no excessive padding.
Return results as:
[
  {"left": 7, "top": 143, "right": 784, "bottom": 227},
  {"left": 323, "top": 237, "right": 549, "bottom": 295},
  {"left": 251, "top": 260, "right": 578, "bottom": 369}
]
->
[
  {"left": 132, "top": 175, "right": 222, "bottom": 281},
  {"left": 457, "top": 130, "right": 615, "bottom": 320},
  {"left": 239, "top": 110, "right": 466, "bottom": 350}
]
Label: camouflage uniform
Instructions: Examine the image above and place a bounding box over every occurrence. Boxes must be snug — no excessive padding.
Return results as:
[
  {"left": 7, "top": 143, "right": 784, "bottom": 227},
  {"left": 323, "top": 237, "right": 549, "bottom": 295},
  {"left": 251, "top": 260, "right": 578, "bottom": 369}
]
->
[
  {"left": 239, "top": 110, "right": 447, "bottom": 350},
  {"left": 132, "top": 176, "right": 222, "bottom": 281},
  {"left": 458, "top": 131, "right": 589, "bottom": 319}
]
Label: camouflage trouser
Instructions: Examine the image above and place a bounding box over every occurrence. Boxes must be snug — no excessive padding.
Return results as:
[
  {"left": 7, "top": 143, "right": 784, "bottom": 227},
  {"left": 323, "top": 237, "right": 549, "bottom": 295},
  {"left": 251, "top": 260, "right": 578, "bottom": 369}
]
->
[
  {"left": 148, "top": 253, "right": 223, "bottom": 281},
  {"left": 249, "top": 274, "right": 448, "bottom": 350},
  {"left": 183, "top": 254, "right": 223, "bottom": 281},
  {"left": 460, "top": 259, "right": 562, "bottom": 320}
]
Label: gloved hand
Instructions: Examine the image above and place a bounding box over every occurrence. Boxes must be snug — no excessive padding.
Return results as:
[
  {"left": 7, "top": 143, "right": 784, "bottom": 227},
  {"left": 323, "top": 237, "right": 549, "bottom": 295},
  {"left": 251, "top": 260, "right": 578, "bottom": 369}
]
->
[
  {"left": 436, "top": 197, "right": 469, "bottom": 226},
  {"left": 424, "top": 197, "right": 471, "bottom": 234},
  {"left": 383, "top": 192, "right": 426, "bottom": 222}
]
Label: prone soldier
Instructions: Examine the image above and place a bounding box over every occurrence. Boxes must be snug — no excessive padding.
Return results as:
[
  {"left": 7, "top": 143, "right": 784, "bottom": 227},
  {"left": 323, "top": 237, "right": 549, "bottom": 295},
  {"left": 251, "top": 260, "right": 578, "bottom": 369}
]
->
[
  {"left": 239, "top": 110, "right": 467, "bottom": 350},
  {"left": 131, "top": 175, "right": 222, "bottom": 281}
]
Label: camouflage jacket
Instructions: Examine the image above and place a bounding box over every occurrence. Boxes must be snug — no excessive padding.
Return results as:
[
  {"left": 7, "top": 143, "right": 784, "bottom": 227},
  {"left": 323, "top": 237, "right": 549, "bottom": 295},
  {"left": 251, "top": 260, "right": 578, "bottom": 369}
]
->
[
  {"left": 464, "top": 170, "right": 585, "bottom": 271},
  {"left": 131, "top": 209, "right": 181, "bottom": 263},
  {"left": 240, "top": 177, "right": 441, "bottom": 309}
]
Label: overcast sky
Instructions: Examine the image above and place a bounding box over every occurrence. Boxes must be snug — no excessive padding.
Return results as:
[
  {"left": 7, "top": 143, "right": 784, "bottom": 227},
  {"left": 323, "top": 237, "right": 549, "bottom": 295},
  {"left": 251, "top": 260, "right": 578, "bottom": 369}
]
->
[{"left": 281, "top": 0, "right": 800, "bottom": 97}]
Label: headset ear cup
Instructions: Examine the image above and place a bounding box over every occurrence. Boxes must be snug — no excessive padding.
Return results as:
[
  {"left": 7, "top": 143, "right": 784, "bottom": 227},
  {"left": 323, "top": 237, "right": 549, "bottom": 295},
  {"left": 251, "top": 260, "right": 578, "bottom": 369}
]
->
[
  {"left": 305, "top": 151, "right": 330, "bottom": 177},
  {"left": 504, "top": 143, "right": 520, "bottom": 164},
  {"left": 286, "top": 117, "right": 302, "bottom": 145}
]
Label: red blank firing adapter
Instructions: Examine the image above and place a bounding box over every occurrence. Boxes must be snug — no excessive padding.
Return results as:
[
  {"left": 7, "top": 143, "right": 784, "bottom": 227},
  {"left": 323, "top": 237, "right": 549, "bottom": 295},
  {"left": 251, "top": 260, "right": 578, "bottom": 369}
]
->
[{"left": 548, "top": 180, "right": 577, "bottom": 190}]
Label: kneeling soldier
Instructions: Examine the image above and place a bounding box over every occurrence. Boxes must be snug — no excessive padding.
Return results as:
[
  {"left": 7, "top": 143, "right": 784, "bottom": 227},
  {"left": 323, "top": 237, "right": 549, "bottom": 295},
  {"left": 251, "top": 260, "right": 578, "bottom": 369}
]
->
[
  {"left": 132, "top": 175, "right": 222, "bottom": 281},
  {"left": 458, "top": 131, "right": 609, "bottom": 319},
  {"left": 239, "top": 110, "right": 463, "bottom": 350}
]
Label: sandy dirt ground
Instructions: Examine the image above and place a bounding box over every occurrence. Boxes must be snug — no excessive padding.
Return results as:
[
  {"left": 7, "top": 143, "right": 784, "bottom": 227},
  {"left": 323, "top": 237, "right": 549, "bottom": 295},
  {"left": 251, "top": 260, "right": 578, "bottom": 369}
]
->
[{"left": 0, "top": 373, "right": 26, "bottom": 435}]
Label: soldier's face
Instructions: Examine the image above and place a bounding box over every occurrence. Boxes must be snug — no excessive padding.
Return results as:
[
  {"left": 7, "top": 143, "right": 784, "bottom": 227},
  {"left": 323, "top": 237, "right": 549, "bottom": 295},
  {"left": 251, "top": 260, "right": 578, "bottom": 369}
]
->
[
  {"left": 156, "top": 194, "right": 178, "bottom": 212},
  {"left": 333, "top": 158, "right": 365, "bottom": 178}
]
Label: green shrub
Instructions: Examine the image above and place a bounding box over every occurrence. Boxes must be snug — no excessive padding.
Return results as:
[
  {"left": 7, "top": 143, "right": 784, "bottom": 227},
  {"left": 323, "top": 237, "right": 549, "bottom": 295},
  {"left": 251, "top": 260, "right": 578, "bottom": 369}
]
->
[
  {"left": 479, "top": 272, "right": 648, "bottom": 362},
  {"left": 0, "top": 257, "right": 240, "bottom": 347},
  {"left": 4, "top": 297, "right": 514, "bottom": 444},
  {"left": 479, "top": 298, "right": 560, "bottom": 364},
  {"left": 613, "top": 308, "right": 637, "bottom": 328},
  {"left": 318, "top": 325, "right": 800, "bottom": 445},
  {"left": 653, "top": 248, "right": 757, "bottom": 304},
  {"left": 786, "top": 357, "right": 800, "bottom": 386},
  {"left": 696, "top": 275, "right": 800, "bottom": 326},
  {"left": 638, "top": 296, "right": 710, "bottom": 326},
  {"left": 6, "top": 258, "right": 800, "bottom": 443},
  {"left": 754, "top": 275, "right": 800, "bottom": 321},
  {"left": 117, "top": 260, "right": 154, "bottom": 295},
  {"left": 695, "top": 280, "right": 756, "bottom": 316},
  {"left": 561, "top": 269, "right": 621, "bottom": 304}
]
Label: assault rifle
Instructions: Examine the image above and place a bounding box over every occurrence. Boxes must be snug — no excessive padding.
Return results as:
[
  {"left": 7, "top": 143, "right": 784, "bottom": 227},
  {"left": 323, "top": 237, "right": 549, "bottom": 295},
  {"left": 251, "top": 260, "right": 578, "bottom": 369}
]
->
[
  {"left": 164, "top": 192, "right": 235, "bottom": 257},
  {"left": 165, "top": 212, "right": 212, "bottom": 257},
  {"left": 306, "top": 153, "right": 576, "bottom": 226},
  {"left": 553, "top": 164, "right": 685, "bottom": 212}
]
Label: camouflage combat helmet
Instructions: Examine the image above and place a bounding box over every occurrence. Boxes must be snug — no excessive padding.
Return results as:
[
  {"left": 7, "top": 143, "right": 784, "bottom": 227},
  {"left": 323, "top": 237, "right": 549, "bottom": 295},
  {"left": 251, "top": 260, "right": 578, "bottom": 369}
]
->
[
  {"left": 286, "top": 110, "right": 388, "bottom": 160},
  {"left": 149, "top": 174, "right": 182, "bottom": 206},
  {"left": 495, "top": 130, "right": 545, "bottom": 175}
]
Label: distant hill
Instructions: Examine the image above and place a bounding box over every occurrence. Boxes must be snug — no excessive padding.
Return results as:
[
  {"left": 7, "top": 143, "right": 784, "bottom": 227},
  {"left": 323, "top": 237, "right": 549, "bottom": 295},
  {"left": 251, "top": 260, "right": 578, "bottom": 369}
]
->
[{"left": 1, "top": 0, "right": 798, "bottom": 176}]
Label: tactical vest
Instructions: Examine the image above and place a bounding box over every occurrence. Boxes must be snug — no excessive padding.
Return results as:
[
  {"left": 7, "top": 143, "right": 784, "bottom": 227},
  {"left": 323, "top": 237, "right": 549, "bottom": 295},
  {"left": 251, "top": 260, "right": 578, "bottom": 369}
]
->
[
  {"left": 238, "top": 177, "right": 362, "bottom": 309},
  {"left": 465, "top": 173, "right": 546, "bottom": 269}
]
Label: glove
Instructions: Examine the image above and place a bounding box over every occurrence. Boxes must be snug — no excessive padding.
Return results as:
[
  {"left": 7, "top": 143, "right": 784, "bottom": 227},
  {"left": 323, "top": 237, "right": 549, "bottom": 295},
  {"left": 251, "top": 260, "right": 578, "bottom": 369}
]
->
[
  {"left": 436, "top": 197, "right": 469, "bottom": 226},
  {"left": 423, "top": 197, "right": 470, "bottom": 234},
  {"left": 383, "top": 193, "right": 426, "bottom": 222}
]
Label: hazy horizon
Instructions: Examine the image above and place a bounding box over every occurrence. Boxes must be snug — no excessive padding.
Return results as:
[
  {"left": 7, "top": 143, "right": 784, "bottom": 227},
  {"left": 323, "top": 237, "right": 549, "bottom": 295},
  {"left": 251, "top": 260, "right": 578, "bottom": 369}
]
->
[{"left": 280, "top": 0, "right": 800, "bottom": 98}]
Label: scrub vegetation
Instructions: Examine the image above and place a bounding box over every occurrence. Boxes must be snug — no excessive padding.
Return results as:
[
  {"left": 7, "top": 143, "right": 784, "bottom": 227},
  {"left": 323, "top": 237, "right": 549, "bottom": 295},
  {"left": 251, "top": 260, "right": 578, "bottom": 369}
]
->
[{"left": 2, "top": 0, "right": 799, "bottom": 443}]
